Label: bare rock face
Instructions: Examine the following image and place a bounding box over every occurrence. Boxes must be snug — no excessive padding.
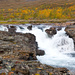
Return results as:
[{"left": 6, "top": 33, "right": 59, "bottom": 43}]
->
[
  {"left": 65, "top": 25, "right": 75, "bottom": 48},
  {"left": 0, "top": 31, "right": 37, "bottom": 60},
  {"left": 65, "top": 25, "right": 75, "bottom": 40},
  {"left": 65, "top": 25, "right": 75, "bottom": 38},
  {"left": 45, "top": 27, "right": 57, "bottom": 37}
]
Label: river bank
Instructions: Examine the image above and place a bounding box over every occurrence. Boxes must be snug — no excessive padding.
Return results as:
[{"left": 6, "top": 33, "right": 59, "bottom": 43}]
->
[
  {"left": 0, "top": 19, "right": 75, "bottom": 25},
  {"left": 0, "top": 23, "right": 75, "bottom": 75}
]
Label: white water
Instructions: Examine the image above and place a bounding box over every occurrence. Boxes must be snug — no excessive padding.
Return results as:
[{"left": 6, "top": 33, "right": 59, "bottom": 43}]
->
[{"left": 0, "top": 24, "right": 75, "bottom": 69}]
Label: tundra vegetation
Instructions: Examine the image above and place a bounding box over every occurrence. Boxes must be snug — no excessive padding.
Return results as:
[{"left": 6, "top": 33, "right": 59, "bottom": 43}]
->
[{"left": 0, "top": 0, "right": 75, "bottom": 23}]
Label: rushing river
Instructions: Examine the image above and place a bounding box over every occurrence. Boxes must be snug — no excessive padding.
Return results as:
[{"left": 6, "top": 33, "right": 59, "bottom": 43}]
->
[{"left": 0, "top": 24, "right": 75, "bottom": 73}]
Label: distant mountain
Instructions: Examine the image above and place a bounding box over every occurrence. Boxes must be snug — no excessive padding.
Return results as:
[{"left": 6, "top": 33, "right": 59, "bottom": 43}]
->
[{"left": 0, "top": 0, "right": 74, "bottom": 9}]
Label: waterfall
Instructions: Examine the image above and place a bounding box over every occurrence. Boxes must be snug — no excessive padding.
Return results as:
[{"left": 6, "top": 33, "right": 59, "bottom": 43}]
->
[{"left": 0, "top": 24, "right": 75, "bottom": 69}]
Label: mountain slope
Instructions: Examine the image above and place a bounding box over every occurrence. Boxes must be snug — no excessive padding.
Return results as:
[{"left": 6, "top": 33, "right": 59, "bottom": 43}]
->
[{"left": 0, "top": 0, "right": 75, "bottom": 9}]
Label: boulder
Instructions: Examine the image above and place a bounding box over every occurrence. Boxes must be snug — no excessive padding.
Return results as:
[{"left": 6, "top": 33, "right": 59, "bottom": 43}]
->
[
  {"left": 45, "top": 27, "right": 57, "bottom": 37},
  {"left": 27, "top": 25, "right": 32, "bottom": 30},
  {"left": 36, "top": 50, "right": 45, "bottom": 56},
  {"left": 7, "top": 26, "right": 16, "bottom": 35}
]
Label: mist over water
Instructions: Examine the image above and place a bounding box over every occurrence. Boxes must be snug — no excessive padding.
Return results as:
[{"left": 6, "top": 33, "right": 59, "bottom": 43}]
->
[{"left": 0, "top": 24, "right": 75, "bottom": 70}]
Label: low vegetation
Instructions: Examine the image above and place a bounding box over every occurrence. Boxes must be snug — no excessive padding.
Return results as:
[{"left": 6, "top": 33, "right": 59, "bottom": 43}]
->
[{"left": 0, "top": 0, "right": 75, "bottom": 23}]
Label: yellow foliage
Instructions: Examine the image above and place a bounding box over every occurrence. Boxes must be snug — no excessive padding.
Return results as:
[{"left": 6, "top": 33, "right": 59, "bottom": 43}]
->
[
  {"left": 10, "top": 15, "right": 14, "bottom": 18},
  {"left": 2, "top": 9, "right": 5, "bottom": 11},
  {"left": 35, "top": 8, "right": 38, "bottom": 10},
  {"left": 0, "top": 5, "right": 75, "bottom": 20},
  {"left": 38, "top": 9, "right": 51, "bottom": 19},
  {"left": 22, "top": 10, "right": 28, "bottom": 14},
  {"left": 8, "top": 9, "right": 13, "bottom": 11},
  {"left": 35, "top": 73, "right": 40, "bottom": 75}
]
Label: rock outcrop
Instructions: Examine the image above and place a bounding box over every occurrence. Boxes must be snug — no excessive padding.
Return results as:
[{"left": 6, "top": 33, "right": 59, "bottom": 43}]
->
[
  {"left": 0, "top": 25, "right": 71, "bottom": 75},
  {"left": 0, "top": 60, "right": 70, "bottom": 75},
  {"left": 0, "top": 31, "right": 37, "bottom": 60},
  {"left": 45, "top": 27, "right": 57, "bottom": 37},
  {"left": 27, "top": 25, "right": 32, "bottom": 30},
  {"left": 65, "top": 25, "right": 75, "bottom": 49},
  {"left": 36, "top": 50, "right": 45, "bottom": 56}
]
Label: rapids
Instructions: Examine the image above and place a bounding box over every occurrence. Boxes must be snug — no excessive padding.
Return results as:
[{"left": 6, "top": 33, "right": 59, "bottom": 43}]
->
[{"left": 0, "top": 24, "right": 75, "bottom": 71}]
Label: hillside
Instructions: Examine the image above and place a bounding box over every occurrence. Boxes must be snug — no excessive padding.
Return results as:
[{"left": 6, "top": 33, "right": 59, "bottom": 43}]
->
[
  {"left": 0, "top": 0, "right": 75, "bottom": 22},
  {"left": 0, "top": 0, "right": 75, "bottom": 9}
]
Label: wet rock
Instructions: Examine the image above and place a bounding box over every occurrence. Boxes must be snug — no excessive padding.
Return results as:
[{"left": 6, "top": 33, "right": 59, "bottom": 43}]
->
[
  {"left": 45, "top": 27, "right": 57, "bottom": 37},
  {"left": 57, "top": 27, "right": 62, "bottom": 31},
  {"left": 7, "top": 25, "right": 16, "bottom": 35},
  {"left": 36, "top": 50, "right": 45, "bottom": 56},
  {"left": 27, "top": 25, "right": 32, "bottom": 30}
]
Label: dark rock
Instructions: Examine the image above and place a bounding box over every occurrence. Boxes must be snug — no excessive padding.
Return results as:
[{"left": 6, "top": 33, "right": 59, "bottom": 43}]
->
[
  {"left": 36, "top": 50, "right": 45, "bottom": 56},
  {"left": 73, "top": 23, "right": 75, "bottom": 25},
  {"left": 57, "top": 27, "right": 62, "bottom": 31},
  {"left": 0, "top": 60, "right": 2, "bottom": 64},
  {"left": 7, "top": 25, "right": 16, "bottom": 35},
  {"left": 45, "top": 27, "right": 57, "bottom": 37},
  {"left": 27, "top": 25, "right": 32, "bottom": 30}
]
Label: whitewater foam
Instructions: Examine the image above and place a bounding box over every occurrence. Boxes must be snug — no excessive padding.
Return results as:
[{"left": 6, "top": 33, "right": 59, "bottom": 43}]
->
[{"left": 1, "top": 24, "right": 75, "bottom": 69}]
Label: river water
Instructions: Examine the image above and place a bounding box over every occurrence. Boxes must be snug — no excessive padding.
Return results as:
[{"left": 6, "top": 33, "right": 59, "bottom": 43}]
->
[{"left": 0, "top": 24, "right": 75, "bottom": 74}]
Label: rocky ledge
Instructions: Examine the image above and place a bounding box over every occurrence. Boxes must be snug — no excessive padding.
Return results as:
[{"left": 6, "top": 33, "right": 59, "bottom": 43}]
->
[
  {"left": 0, "top": 26, "right": 70, "bottom": 75},
  {"left": 65, "top": 25, "right": 75, "bottom": 48}
]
